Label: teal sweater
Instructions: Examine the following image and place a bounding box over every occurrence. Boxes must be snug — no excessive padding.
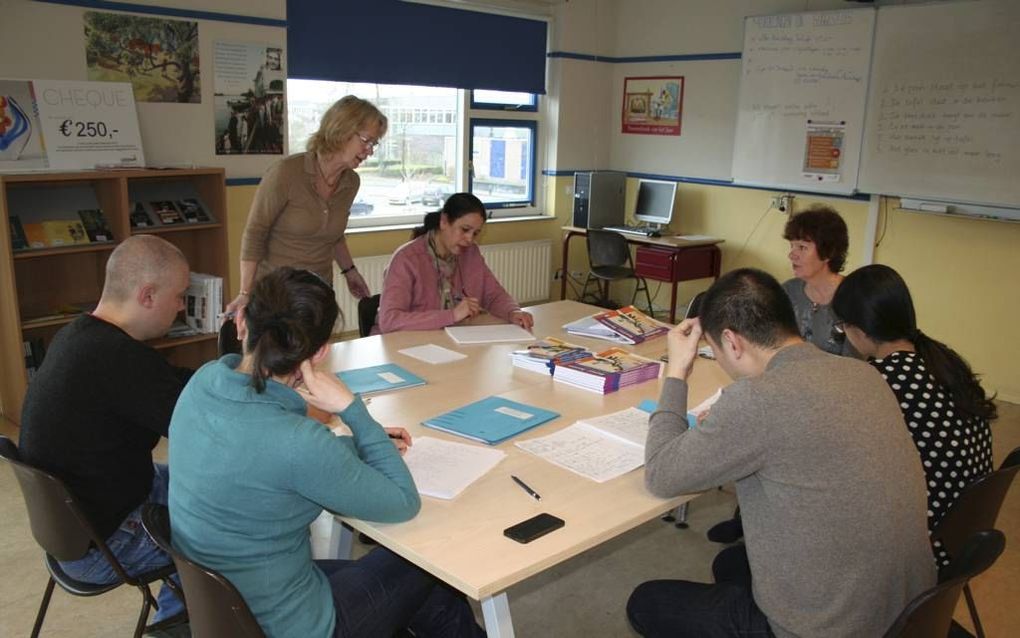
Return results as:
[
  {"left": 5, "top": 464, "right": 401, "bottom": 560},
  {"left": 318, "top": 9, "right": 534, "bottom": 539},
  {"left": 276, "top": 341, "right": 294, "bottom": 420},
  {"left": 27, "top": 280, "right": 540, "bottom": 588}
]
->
[{"left": 168, "top": 355, "right": 420, "bottom": 638}]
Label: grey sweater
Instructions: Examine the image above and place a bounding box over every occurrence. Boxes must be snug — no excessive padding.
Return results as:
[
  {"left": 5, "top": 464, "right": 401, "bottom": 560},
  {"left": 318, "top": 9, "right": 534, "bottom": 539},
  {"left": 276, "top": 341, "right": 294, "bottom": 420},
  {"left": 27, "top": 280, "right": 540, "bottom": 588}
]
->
[{"left": 646, "top": 343, "right": 935, "bottom": 638}]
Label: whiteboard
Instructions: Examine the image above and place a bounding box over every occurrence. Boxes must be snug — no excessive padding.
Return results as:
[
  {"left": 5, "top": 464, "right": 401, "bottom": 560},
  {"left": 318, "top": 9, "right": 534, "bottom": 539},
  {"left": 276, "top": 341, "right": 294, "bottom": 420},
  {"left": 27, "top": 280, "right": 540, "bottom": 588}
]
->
[
  {"left": 858, "top": 0, "right": 1020, "bottom": 207},
  {"left": 731, "top": 8, "right": 875, "bottom": 195}
]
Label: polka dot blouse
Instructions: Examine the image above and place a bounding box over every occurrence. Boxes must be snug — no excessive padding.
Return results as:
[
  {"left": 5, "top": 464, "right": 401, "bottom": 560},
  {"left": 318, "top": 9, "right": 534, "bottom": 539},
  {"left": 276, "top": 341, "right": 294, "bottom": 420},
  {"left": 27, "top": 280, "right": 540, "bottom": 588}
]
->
[{"left": 870, "top": 351, "right": 993, "bottom": 566}]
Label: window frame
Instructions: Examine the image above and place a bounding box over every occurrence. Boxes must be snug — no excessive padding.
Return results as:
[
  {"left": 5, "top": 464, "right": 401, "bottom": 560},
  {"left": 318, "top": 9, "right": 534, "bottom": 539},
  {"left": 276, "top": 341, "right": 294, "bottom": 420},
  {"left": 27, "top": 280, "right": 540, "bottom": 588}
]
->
[
  {"left": 470, "top": 90, "right": 539, "bottom": 112},
  {"left": 468, "top": 117, "right": 538, "bottom": 214}
]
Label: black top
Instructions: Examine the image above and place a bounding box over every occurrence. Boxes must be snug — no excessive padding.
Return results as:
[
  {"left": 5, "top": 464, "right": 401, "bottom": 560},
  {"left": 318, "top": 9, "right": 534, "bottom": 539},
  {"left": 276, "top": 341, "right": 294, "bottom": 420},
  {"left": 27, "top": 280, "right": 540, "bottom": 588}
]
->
[
  {"left": 870, "top": 351, "right": 993, "bottom": 564},
  {"left": 19, "top": 314, "right": 192, "bottom": 539}
]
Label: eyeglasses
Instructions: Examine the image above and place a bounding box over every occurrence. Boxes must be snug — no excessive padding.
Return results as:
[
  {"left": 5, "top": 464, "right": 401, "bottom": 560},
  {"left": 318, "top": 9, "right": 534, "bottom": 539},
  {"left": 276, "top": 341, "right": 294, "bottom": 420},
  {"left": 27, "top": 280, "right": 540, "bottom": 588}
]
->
[{"left": 356, "top": 132, "right": 379, "bottom": 150}]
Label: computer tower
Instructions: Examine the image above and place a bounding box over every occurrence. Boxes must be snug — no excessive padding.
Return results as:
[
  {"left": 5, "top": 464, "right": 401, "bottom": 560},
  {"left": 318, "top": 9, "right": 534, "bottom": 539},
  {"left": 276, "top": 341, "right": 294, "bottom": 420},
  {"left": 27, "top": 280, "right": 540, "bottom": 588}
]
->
[{"left": 572, "top": 171, "right": 625, "bottom": 229}]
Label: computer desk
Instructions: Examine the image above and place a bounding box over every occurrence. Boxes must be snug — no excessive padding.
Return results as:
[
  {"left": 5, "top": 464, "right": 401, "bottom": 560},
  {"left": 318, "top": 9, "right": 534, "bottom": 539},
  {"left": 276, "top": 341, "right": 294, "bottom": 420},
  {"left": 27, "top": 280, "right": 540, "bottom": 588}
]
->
[
  {"left": 320, "top": 300, "right": 730, "bottom": 637},
  {"left": 561, "top": 226, "right": 724, "bottom": 323}
]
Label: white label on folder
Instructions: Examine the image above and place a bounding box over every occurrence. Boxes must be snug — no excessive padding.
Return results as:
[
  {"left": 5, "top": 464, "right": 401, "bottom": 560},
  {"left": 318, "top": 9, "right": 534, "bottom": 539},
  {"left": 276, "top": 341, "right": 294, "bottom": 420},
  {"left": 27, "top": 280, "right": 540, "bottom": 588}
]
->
[
  {"left": 377, "top": 371, "right": 404, "bottom": 384},
  {"left": 495, "top": 406, "right": 533, "bottom": 420}
]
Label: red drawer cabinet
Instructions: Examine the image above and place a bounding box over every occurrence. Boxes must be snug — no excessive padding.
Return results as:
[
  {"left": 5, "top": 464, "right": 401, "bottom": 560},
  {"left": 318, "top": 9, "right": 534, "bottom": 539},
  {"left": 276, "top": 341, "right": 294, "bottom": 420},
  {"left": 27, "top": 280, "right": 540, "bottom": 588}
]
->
[{"left": 635, "top": 245, "right": 721, "bottom": 283}]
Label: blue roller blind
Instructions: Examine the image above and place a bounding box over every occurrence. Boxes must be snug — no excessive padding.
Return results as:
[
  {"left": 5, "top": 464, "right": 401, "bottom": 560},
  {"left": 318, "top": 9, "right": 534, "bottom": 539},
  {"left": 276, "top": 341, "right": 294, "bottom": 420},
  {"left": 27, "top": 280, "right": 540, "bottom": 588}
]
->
[{"left": 287, "top": 0, "right": 547, "bottom": 94}]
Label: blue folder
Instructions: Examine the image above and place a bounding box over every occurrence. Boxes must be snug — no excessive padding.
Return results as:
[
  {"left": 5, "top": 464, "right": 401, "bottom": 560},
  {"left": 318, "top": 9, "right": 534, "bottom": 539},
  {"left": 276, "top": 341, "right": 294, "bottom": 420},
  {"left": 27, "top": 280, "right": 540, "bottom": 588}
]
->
[
  {"left": 422, "top": 396, "right": 560, "bottom": 445},
  {"left": 337, "top": 363, "right": 426, "bottom": 396}
]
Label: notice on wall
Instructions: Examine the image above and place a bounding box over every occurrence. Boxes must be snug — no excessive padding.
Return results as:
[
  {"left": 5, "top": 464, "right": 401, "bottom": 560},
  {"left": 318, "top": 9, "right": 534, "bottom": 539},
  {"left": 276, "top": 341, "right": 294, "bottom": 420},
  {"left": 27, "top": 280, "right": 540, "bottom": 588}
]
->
[
  {"left": 802, "top": 120, "right": 845, "bottom": 181},
  {"left": 622, "top": 76, "right": 684, "bottom": 136},
  {"left": 0, "top": 79, "right": 144, "bottom": 172}
]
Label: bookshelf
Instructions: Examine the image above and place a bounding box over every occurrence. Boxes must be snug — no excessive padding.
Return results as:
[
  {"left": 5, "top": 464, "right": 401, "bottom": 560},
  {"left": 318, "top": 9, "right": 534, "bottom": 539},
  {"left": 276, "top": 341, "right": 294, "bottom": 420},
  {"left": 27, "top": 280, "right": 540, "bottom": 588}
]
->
[{"left": 0, "top": 168, "right": 229, "bottom": 424}]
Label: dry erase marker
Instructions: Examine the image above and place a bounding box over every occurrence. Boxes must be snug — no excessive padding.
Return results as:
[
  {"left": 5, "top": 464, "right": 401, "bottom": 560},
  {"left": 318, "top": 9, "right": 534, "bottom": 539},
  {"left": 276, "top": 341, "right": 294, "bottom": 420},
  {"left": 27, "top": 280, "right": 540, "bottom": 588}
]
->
[{"left": 511, "top": 475, "right": 541, "bottom": 501}]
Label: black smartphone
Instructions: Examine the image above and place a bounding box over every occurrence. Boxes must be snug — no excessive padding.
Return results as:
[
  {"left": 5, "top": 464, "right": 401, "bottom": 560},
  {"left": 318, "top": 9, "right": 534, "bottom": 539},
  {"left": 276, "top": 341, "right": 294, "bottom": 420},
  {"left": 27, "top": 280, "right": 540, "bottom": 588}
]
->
[{"left": 503, "top": 513, "right": 565, "bottom": 544}]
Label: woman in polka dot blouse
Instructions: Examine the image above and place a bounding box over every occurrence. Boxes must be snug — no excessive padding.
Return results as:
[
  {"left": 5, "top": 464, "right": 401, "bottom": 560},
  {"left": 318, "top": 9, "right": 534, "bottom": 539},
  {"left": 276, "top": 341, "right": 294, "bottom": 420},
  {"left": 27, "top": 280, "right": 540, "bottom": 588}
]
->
[{"left": 832, "top": 264, "right": 996, "bottom": 566}]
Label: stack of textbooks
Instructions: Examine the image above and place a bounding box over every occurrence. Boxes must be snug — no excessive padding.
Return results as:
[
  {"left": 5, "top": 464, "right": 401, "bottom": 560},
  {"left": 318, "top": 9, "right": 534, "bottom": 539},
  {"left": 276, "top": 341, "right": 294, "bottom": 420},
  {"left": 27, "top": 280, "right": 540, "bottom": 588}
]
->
[
  {"left": 554, "top": 347, "right": 662, "bottom": 394},
  {"left": 510, "top": 337, "right": 592, "bottom": 375},
  {"left": 563, "top": 305, "right": 669, "bottom": 345},
  {"left": 184, "top": 272, "right": 223, "bottom": 334}
]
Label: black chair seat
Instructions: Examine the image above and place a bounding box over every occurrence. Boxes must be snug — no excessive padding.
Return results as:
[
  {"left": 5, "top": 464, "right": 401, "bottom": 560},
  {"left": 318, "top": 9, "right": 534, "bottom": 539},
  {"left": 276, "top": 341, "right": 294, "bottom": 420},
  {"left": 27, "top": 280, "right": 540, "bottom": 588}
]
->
[
  {"left": 590, "top": 265, "right": 635, "bottom": 280},
  {"left": 45, "top": 554, "right": 179, "bottom": 597}
]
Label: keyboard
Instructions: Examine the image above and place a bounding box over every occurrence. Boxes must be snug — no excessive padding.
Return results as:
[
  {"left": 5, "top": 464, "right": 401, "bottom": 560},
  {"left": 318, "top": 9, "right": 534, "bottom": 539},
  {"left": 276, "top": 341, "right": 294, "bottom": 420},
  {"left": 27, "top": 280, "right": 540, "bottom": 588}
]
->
[{"left": 603, "top": 225, "right": 660, "bottom": 237}]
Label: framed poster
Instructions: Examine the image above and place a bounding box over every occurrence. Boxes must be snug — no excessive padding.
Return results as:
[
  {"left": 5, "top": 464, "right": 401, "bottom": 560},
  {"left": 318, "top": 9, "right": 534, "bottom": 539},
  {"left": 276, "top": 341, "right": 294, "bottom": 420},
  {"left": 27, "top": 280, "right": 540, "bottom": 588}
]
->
[{"left": 622, "top": 76, "right": 684, "bottom": 135}]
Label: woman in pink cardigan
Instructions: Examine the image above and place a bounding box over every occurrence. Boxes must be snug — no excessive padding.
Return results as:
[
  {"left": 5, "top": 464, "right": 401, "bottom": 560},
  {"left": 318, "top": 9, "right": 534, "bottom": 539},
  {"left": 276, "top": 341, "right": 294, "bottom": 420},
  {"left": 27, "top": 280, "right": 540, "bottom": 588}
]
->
[{"left": 377, "top": 193, "right": 534, "bottom": 333}]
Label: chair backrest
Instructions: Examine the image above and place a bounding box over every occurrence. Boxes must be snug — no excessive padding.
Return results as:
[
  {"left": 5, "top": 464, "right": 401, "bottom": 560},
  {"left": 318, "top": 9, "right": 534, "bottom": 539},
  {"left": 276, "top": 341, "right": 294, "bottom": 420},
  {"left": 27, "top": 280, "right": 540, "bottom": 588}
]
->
[
  {"left": 0, "top": 435, "right": 98, "bottom": 562},
  {"left": 358, "top": 293, "right": 382, "bottom": 338},
  {"left": 141, "top": 504, "right": 266, "bottom": 638},
  {"left": 931, "top": 445, "right": 1020, "bottom": 560},
  {"left": 883, "top": 529, "right": 1005, "bottom": 638},
  {"left": 586, "top": 230, "right": 631, "bottom": 269},
  {"left": 218, "top": 319, "right": 242, "bottom": 356}
]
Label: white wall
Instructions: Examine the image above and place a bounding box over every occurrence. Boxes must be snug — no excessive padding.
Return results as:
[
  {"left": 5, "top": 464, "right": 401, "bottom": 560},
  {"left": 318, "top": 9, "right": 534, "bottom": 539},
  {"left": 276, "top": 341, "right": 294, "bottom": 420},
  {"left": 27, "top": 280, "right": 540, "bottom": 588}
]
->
[{"left": 0, "top": 0, "right": 286, "bottom": 178}]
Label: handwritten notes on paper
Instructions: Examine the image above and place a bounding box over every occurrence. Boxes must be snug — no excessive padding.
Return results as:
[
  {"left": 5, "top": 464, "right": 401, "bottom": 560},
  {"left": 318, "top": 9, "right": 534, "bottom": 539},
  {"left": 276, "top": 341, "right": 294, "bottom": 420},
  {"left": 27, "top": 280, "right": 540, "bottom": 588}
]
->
[{"left": 402, "top": 436, "right": 506, "bottom": 500}]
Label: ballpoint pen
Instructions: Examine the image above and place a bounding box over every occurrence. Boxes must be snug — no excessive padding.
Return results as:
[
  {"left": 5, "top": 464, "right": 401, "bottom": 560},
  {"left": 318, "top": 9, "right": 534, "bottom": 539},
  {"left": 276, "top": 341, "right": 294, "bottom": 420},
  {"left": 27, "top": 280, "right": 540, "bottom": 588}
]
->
[{"left": 511, "top": 475, "right": 541, "bottom": 501}]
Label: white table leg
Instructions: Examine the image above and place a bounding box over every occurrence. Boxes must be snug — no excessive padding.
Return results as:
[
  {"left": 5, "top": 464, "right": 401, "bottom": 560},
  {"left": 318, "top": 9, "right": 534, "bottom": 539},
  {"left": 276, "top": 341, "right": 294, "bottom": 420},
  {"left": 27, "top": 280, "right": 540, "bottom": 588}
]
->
[
  {"left": 310, "top": 512, "right": 353, "bottom": 559},
  {"left": 481, "top": 592, "right": 514, "bottom": 638}
]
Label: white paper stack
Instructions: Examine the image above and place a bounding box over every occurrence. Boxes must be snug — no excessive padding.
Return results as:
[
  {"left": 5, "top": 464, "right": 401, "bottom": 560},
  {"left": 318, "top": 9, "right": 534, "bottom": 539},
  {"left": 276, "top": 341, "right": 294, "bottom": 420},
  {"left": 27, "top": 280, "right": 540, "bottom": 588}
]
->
[
  {"left": 184, "top": 272, "right": 223, "bottom": 333},
  {"left": 401, "top": 436, "right": 507, "bottom": 499}
]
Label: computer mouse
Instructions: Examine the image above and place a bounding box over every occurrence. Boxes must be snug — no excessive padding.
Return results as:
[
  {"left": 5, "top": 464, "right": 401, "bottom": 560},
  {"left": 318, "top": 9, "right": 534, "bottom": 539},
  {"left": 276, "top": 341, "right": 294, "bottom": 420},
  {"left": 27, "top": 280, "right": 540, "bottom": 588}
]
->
[{"left": 647, "top": 230, "right": 661, "bottom": 238}]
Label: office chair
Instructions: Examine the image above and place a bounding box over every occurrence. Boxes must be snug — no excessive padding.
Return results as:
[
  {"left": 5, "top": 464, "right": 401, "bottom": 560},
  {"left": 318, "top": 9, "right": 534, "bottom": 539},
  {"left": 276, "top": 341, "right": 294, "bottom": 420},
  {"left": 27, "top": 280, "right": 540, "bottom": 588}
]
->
[
  {"left": 218, "top": 318, "right": 242, "bottom": 356},
  {"left": 928, "top": 446, "right": 1020, "bottom": 638},
  {"left": 582, "top": 229, "right": 654, "bottom": 314},
  {"left": 883, "top": 529, "right": 1005, "bottom": 638},
  {"left": 358, "top": 293, "right": 382, "bottom": 338},
  {"left": 0, "top": 436, "right": 179, "bottom": 638},
  {"left": 142, "top": 504, "right": 266, "bottom": 638}
]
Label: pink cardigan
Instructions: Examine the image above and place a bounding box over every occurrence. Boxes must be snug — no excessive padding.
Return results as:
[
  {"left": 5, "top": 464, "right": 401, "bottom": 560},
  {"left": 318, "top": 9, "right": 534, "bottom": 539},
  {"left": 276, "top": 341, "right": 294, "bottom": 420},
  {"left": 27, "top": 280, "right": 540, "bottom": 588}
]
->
[{"left": 377, "top": 235, "right": 520, "bottom": 333}]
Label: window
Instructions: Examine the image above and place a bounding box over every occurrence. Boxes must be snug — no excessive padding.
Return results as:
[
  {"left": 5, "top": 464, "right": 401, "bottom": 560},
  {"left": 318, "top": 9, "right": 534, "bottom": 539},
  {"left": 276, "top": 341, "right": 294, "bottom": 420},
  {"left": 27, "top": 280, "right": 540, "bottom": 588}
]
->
[
  {"left": 469, "top": 119, "right": 536, "bottom": 210},
  {"left": 287, "top": 80, "right": 543, "bottom": 227},
  {"left": 471, "top": 90, "right": 538, "bottom": 112}
]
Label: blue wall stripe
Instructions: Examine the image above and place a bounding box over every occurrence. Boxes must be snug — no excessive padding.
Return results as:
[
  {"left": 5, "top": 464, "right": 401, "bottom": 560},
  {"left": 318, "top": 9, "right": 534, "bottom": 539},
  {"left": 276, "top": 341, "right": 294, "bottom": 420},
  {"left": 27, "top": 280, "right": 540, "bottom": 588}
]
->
[
  {"left": 33, "top": 0, "right": 287, "bottom": 27},
  {"left": 541, "top": 169, "right": 871, "bottom": 201},
  {"left": 548, "top": 51, "right": 741, "bottom": 63}
]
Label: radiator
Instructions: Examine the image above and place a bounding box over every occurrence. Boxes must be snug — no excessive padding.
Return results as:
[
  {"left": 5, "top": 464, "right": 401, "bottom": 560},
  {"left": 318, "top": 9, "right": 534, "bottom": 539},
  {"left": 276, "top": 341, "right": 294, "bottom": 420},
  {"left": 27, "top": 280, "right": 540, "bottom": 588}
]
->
[{"left": 333, "top": 239, "right": 552, "bottom": 328}]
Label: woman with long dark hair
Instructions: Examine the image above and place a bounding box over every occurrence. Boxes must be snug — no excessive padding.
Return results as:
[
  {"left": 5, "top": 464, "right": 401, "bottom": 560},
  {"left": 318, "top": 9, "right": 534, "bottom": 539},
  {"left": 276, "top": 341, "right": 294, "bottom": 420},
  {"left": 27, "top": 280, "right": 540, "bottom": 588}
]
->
[
  {"left": 832, "top": 263, "right": 995, "bottom": 564},
  {"left": 169, "top": 267, "right": 483, "bottom": 637},
  {"left": 377, "top": 192, "right": 533, "bottom": 333}
]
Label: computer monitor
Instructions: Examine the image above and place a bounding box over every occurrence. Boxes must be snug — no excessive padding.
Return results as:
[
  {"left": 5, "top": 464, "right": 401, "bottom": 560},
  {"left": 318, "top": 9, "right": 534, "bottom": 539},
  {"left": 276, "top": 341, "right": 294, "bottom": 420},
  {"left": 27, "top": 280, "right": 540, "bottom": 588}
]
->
[{"left": 634, "top": 179, "right": 677, "bottom": 226}]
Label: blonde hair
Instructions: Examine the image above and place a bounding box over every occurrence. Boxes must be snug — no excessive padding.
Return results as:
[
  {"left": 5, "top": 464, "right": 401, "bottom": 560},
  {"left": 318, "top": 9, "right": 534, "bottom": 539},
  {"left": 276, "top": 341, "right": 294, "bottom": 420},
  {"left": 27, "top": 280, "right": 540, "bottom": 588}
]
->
[
  {"left": 306, "top": 95, "right": 388, "bottom": 155},
  {"left": 102, "top": 235, "right": 187, "bottom": 303}
]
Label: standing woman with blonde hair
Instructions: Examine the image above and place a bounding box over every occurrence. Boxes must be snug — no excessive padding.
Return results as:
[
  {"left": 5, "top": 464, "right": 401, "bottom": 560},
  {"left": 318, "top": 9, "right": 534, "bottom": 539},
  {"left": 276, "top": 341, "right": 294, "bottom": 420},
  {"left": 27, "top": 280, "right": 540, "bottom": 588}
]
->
[{"left": 227, "top": 96, "right": 386, "bottom": 316}]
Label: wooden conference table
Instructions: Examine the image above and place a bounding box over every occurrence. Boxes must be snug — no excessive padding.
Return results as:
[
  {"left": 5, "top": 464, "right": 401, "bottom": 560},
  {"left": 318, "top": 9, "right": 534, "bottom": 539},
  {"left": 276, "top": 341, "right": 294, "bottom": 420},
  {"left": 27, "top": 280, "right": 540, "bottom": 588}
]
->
[
  {"left": 560, "top": 226, "right": 724, "bottom": 323},
  {"left": 321, "top": 300, "right": 729, "bottom": 637}
]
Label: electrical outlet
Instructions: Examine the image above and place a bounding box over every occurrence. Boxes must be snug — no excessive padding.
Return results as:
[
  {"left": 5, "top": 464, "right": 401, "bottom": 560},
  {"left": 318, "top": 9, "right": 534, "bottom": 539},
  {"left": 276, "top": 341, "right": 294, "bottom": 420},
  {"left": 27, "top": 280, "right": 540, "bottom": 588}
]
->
[
  {"left": 771, "top": 193, "right": 794, "bottom": 213},
  {"left": 570, "top": 270, "right": 586, "bottom": 279},
  {"left": 553, "top": 269, "right": 563, "bottom": 280}
]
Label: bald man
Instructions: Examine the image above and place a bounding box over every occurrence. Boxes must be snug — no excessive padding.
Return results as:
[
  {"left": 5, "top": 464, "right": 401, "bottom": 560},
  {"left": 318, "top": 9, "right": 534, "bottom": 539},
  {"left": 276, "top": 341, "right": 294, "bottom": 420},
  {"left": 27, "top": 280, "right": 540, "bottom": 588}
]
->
[{"left": 19, "top": 235, "right": 192, "bottom": 629}]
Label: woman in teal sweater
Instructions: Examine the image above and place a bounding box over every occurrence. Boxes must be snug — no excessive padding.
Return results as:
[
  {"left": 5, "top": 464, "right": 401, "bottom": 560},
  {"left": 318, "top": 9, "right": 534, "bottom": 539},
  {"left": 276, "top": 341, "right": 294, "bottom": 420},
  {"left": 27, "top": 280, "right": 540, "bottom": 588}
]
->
[{"left": 168, "top": 267, "right": 483, "bottom": 637}]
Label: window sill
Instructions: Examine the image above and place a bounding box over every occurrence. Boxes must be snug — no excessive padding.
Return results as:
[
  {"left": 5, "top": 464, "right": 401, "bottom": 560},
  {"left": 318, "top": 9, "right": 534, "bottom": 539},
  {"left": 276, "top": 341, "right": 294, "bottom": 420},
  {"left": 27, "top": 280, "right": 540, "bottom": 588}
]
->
[{"left": 345, "top": 214, "right": 557, "bottom": 235}]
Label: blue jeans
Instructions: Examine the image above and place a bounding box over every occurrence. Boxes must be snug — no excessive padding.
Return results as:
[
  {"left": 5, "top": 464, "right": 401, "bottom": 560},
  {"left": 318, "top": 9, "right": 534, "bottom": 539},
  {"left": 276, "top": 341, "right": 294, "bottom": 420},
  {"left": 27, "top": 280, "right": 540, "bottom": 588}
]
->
[
  {"left": 59, "top": 463, "right": 183, "bottom": 623},
  {"left": 627, "top": 543, "right": 772, "bottom": 637},
  {"left": 316, "top": 548, "right": 485, "bottom": 638}
]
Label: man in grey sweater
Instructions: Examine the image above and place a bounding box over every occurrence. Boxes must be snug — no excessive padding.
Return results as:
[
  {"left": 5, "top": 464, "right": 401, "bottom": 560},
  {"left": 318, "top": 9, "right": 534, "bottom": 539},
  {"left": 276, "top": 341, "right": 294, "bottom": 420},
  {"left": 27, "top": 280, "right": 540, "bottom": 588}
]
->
[{"left": 626, "top": 268, "right": 934, "bottom": 638}]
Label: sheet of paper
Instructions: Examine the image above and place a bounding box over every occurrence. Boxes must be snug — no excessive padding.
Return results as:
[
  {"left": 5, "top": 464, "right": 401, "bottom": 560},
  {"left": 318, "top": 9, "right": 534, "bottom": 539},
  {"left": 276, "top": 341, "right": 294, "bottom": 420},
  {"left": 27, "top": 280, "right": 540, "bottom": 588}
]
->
[
  {"left": 687, "top": 388, "right": 723, "bottom": 428},
  {"left": 398, "top": 343, "right": 467, "bottom": 364},
  {"left": 402, "top": 436, "right": 506, "bottom": 499},
  {"left": 577, "top": 407, "right": 650, "bottom": 448},
  {"left": 516, "top": 424, "right": 644, "bottom": 483},
  {"left": 445, "top": 324, "right": 535, "bottom": 345}
]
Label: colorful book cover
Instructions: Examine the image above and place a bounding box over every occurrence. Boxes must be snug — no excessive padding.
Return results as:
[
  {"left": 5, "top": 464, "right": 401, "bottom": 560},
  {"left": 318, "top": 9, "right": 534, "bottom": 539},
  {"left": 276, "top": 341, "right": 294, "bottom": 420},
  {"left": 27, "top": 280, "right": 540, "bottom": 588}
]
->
[
  {"left": 77, "top": 209, "right": 114, "bottom": 242},
  {"left": 23, "top": 222, "right": 48, "bottom": 248},
  {"left": 42, "top": 220, "right": 89, "bottom": 246},
  {"left": 519, "top": 337, "right": 590, "bottom": 362},
  {"left": 177, "top": 198, "right": 211, "bottom": 223},
  {"left": 151, "top": 200, "right": 184, "bottom": 225},
  {"left": 337, "top": 363, "right": 426, "bottom": 396},
  {"left": 9, "top": 215, "right": 29, "bottom": 250},
  {"left": 593, "top": 306, "right": 668, "bottom": 344},
  {"left": 129, "top": 202, "right": 153, "bottom": 228}
]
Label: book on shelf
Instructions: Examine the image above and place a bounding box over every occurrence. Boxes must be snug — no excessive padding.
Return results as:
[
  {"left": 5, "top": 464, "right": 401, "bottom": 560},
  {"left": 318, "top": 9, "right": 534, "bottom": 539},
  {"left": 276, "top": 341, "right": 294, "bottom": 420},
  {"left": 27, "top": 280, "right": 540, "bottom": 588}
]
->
[
  {"left": 151, "top": 200, "right": 184, "bottom": 225},
  {"left": 42, "top": 220, "right": 90, "bottom": 247},
  {"left": 129, "top": 202, "right": 155, "bottom": 229},
  {"left": 510, "top": 337, "right": 592, "bottom": 375},
  {"left": 177, "top": 198, "right": 212, "bottom": 223},
  {"left": 77, "top": 209, "right": 114, "bottom": 243},
  {"left": 515, "top": 406, "right": 652, "bottom": 483},
  {"left": 23, "top": 337, "right": 46, "bottom": 381},
  {"left": 553, "top": 347, "right": 662, "bottom": 394},
  {"left": 422, "top": 396, "right": 560, "bottom": 445},
  {"left": 184, "top": 272, "right": 223, "bottom": 334},
  {"left": 337, "top": 363, "right": 426, "bottom": 396},
  {"left": 22, "top": 222, "right": 48, "bottom": 249},
  {"left": 402, "top": 436, "right": 506, "bottom": 499},
  {"left": 592, "top": 305, "right": 669, "bottom": 344},
  {"left": 9, "top": 215, "right": 29, "bottom": 251}
]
